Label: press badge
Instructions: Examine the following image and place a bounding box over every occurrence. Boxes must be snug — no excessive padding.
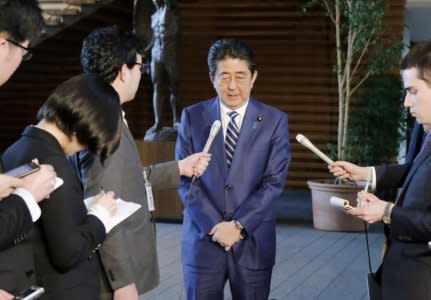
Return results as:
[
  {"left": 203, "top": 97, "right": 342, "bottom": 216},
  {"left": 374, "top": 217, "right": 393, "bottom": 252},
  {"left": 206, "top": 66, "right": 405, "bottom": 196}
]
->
[{"left": 143, "top": 170, "right": 155, "bottom": 211}]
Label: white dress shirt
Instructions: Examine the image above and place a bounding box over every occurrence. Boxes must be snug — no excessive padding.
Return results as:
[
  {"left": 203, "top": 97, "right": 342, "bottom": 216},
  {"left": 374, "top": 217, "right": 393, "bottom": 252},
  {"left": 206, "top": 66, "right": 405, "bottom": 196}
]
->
[{"left": 219, "top": 99, "right": 249, "bottom": 141}]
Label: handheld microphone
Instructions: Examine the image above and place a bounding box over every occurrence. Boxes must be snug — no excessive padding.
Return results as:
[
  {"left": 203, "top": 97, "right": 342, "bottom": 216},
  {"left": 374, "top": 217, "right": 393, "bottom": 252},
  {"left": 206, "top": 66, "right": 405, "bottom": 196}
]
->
[
  {"left": 191, "top": 120, "right": 221, "bottom": 183},
  {"left": 296, "top": 134, "right": 334, "bottom": 165},
  {"left": 202, "top": 120, "right": 222, "bottom": 153}
]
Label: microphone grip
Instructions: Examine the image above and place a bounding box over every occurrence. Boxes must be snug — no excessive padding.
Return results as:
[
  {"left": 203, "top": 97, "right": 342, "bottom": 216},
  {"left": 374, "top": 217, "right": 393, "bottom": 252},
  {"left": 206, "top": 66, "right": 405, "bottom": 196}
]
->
[
  {"left": 202, "top": 140, "right": 212, "bottom": 153},
  {"left": 305, "top": 143, "right": 334, "bottom": 165}
]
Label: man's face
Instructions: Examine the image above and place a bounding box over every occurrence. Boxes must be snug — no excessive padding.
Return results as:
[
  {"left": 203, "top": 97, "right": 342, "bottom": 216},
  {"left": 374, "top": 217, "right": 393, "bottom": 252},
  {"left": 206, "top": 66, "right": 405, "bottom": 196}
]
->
[
  {"left": 211, "top": 58, "right": 257, "bottom": 110},
  {"left": 122, "top": 54, "right": 143, "bottom": 104},
  {"left": 0, "top": 38, "right": 29, "bottom": 86},
  {"left": 402, "top": 67, "right": 431, "bottom": 126}
]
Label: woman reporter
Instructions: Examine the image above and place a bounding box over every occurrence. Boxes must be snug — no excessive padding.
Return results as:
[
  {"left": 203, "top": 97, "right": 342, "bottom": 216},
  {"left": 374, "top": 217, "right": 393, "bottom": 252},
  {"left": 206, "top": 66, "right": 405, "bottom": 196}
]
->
[{"left": 2, "top": 74, "right": 122, "bottom": 299}]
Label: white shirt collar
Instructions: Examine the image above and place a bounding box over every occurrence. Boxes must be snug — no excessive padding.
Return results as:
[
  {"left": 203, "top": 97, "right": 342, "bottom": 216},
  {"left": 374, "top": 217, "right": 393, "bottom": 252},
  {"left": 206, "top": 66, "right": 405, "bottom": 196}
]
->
[
  {"left": 219, "top": 98, "right": 249, "bottom": 137},
  {"left": 219, "top": 99, "right": 249, "bottom": 121}
]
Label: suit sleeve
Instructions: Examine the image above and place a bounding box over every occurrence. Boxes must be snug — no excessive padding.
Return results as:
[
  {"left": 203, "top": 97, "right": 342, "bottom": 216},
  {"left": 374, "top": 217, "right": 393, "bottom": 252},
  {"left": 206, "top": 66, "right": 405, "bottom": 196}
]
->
[
  {"left": 39, "top": 156, "right": 106, "bottom": 272},
  {"left": 375, "top": 164, "right": 410, "bottom": 192},
  {"left": 382, "top": 164, "right": 431, "bottom": 244},
  {"left": 233, "top": 112, "right": 290, "bottom": 235},
  {"left": 176, "top": 109, "right": 224, "bottom": 237},
  {"left": 0, "top": 194, "right": 32, "bottom": 250},
  {"left": 376, "top": 163, "right": 431, "bottom": 242},
  {"left": 145, "top": 160, "right": 180, "bottom": 191}
]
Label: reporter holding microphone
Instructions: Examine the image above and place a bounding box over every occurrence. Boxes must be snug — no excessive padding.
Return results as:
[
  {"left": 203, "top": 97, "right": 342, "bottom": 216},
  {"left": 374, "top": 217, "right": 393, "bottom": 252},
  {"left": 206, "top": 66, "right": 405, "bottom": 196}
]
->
[{"left": 328, "top": 40, "right": 431, "bottom": 300}]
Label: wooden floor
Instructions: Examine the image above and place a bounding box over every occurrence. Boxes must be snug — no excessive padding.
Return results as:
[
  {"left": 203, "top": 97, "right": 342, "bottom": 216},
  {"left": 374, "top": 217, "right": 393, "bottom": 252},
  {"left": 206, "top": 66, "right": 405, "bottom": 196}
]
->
[{"left": 142, "top": 192, "right": 385, "bottom": 300}]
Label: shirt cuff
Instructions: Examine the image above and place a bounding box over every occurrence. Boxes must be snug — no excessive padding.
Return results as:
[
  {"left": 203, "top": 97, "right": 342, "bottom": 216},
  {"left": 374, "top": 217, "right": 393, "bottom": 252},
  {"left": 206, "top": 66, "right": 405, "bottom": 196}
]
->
[
  {"left": 88, "top": 203, "right": 110, "bottom": 233},
  {"left": 13, "top": 188, "right": 41, "bottom": 222}
]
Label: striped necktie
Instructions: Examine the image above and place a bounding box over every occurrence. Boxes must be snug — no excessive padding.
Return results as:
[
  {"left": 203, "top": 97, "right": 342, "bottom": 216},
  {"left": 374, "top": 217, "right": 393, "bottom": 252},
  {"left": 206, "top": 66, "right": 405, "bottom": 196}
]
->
[{"left": 225, "top": 111, "right": 239, "bottom": 169}]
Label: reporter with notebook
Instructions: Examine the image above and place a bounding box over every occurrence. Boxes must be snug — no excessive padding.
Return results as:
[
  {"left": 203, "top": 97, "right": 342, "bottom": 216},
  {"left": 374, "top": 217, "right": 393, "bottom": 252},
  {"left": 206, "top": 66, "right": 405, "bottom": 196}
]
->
[
  {"left": 2, "top": 74, "right": 123, "bottom": 299},
  {"left": 329, "top": 40, "right": 431, "bottom": 300}
]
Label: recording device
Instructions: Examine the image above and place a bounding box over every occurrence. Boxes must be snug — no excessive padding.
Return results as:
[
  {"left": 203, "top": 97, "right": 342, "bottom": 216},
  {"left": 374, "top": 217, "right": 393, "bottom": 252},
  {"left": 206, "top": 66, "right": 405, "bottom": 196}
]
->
[
  {"left": 330, "top": 196, "right": 354, "bottom": 210},
  {"left": 14, "top": 286, "right": 44, "bottom": 300},
  {"left": 296, "top": 134, "right": 334, "bottom": 165},
  {"left": 5, "top": 160, "right": 40, "bottom": 178},
  {"left": 191, "top": 120, "right": 221, "bottom": 183}
]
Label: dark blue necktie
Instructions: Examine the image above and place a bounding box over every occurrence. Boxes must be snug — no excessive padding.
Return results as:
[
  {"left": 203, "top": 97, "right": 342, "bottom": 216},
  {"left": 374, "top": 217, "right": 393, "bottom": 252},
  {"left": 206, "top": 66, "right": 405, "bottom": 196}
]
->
[{"left": 225, "top": 111, "right": 239, "bottom": 169}]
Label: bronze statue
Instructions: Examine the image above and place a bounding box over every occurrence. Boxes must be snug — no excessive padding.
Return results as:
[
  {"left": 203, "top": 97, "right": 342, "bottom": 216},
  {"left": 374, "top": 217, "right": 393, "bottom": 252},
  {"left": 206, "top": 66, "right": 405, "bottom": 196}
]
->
[{"left": 134, "top": 0, "right": 181, "bottom": 141}]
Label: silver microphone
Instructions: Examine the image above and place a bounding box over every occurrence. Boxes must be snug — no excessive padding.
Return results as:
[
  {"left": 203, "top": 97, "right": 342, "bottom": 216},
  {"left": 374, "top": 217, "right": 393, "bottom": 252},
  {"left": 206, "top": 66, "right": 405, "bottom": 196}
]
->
[
  {"left": 296, "top": 134, "right": 334, "bottom": 165},
  {"left": 191, "top": 120, "right": 221, "bottom": 183},
  {"left": 202, "top": 120, "right": 222, "bottom": 153}
]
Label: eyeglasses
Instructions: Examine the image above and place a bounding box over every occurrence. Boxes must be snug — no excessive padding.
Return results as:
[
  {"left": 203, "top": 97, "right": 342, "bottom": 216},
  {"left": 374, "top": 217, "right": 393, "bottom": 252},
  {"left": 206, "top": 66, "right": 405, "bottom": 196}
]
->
[
  {"left": 6, "top": 39, "right": 33, "bottom": 61},
  {"left": 134, "top": 62, "right": 148, "bottom": 74}
]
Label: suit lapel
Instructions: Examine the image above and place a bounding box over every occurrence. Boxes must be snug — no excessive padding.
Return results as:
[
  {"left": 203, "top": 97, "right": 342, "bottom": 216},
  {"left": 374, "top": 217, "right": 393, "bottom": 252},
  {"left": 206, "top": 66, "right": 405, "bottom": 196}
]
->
[
  {"left": 228, "top": 99, "right": 262, "bottom": 178},
  {"left": 396, "top": 143, "right": 431, "bottom": 205}
]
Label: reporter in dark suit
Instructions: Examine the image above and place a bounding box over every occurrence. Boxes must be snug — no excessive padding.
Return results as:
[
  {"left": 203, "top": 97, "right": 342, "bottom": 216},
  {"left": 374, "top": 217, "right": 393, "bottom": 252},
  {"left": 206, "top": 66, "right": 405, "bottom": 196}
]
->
[
  {"left": 0, "top": 0, "right": 57, "bottom": 295},
  {"left": 2, "top": 74, "right": 122, "bottom": 300},
  {"left": 329, "top": 40, "right": 431, "bottom": 300}
]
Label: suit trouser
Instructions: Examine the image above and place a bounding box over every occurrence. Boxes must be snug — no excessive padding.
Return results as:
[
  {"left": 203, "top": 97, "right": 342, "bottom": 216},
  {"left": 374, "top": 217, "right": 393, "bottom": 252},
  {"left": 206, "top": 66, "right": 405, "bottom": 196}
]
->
[{"left": 183, "top": 251, "right": 272, "bottom": 300}]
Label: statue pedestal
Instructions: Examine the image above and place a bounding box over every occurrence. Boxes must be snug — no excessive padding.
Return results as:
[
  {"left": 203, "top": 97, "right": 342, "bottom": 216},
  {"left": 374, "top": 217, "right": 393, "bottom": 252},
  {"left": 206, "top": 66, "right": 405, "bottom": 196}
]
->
[{"left": 135, "top": 140, "right": 183, "bottom": 222}]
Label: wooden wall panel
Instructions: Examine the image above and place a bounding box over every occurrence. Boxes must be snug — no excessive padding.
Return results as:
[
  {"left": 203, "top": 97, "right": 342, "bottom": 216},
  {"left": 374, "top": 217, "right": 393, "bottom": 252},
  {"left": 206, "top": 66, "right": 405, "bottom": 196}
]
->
[{"left": 0, "top": 0, "right": 406, "bottom": 190}]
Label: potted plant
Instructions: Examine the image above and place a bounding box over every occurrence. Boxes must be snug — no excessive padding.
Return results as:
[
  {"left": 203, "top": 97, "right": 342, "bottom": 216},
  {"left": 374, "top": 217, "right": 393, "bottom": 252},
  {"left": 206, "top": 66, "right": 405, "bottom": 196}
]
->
[{"left": 303, "top": 0, "right": 404, "bottom": 231}]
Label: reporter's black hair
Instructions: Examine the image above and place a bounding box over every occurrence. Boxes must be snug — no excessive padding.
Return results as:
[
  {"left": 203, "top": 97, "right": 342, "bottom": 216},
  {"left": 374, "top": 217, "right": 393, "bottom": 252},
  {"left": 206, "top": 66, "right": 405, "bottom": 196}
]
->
[
  {"left": 37, "top": 74, "right": 122, "bottom": 162},
  {"left": 0, "top": 0, "right": 44, "bottom": 43}
]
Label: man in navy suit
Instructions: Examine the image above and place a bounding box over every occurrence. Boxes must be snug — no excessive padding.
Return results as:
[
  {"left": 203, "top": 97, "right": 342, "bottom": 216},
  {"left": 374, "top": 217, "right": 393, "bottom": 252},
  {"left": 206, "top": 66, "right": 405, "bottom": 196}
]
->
[
  {"left": 330, "top": 40, "right": 431, "bottom": 300},
  {"left": 175, "top": 38, "right": 291, "bottom": 300}
]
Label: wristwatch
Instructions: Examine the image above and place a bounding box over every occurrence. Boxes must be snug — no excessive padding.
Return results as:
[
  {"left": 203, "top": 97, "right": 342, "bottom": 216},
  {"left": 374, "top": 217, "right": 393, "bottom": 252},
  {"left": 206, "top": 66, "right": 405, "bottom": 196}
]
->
[
  {"left": 233, "top": 220, "right": 246, "bottom": 237},
  {"left": 382, "top": 202, "right": 395, "bottom": 224}
]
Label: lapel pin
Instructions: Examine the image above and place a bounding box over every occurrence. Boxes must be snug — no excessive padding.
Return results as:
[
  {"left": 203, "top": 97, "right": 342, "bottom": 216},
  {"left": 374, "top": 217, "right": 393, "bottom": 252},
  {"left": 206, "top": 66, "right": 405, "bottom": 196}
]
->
[{"left": 253, "top": 116, "right": 263, "bottom": 129}]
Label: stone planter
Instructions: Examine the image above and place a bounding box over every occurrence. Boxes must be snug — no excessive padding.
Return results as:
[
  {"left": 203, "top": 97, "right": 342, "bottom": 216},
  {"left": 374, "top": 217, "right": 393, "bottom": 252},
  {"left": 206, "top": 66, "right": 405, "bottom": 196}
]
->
[{"left": 307, "top": 179, "right": 365, "bottom": 232}]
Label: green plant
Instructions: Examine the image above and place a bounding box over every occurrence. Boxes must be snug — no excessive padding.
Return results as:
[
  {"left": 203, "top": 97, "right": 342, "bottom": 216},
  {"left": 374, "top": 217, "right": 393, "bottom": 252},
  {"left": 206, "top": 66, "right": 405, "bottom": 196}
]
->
[
  {"left": 343, "top": 76, "right": 405, "bottom": 165},
  {"left": 304, "top": 0, "right": 403, "bottom": 160}
]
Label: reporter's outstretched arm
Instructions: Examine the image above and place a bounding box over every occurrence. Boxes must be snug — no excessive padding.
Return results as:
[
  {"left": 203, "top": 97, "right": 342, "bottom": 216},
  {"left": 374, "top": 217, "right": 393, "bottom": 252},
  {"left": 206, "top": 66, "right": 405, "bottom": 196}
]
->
[{"left": 328, "top": 161, "right": 370, "bottom": 181}]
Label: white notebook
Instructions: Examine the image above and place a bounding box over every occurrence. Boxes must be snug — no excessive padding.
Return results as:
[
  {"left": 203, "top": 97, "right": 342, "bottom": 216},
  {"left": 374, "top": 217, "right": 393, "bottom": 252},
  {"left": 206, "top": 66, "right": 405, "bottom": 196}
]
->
[{"left": 84, "top": 197, "right": 141, "bottom": 232}]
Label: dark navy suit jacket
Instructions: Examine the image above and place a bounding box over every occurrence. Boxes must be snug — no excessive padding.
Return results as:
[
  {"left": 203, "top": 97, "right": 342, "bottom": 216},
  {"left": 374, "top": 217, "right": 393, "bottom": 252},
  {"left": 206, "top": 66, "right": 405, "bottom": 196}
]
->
[
  {"left": 375, "top": 133, "right": 431, "bottom": 299},
  {"left": 176, "top": 97, "right": 290, "bottom": 270}
]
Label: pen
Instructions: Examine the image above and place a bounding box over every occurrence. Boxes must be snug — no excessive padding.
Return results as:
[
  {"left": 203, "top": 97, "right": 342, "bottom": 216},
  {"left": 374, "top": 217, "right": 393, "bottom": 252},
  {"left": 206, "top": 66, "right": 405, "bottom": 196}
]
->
[
  {"left": 358, "top": 179, "right": 370, "bottom": 207},
  {"left": 364, "top": 179, "right": 370, "bottom": 193}
]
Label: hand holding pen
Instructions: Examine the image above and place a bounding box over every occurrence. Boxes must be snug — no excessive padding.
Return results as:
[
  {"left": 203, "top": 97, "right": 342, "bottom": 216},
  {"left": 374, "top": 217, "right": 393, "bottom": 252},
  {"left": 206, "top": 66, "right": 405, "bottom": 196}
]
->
[
  {"left": 346, "top": 180, "right": 388, "bottom": 224},
  {"left": 357, "top": 179, "right": 370, "bottom": 207}
]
